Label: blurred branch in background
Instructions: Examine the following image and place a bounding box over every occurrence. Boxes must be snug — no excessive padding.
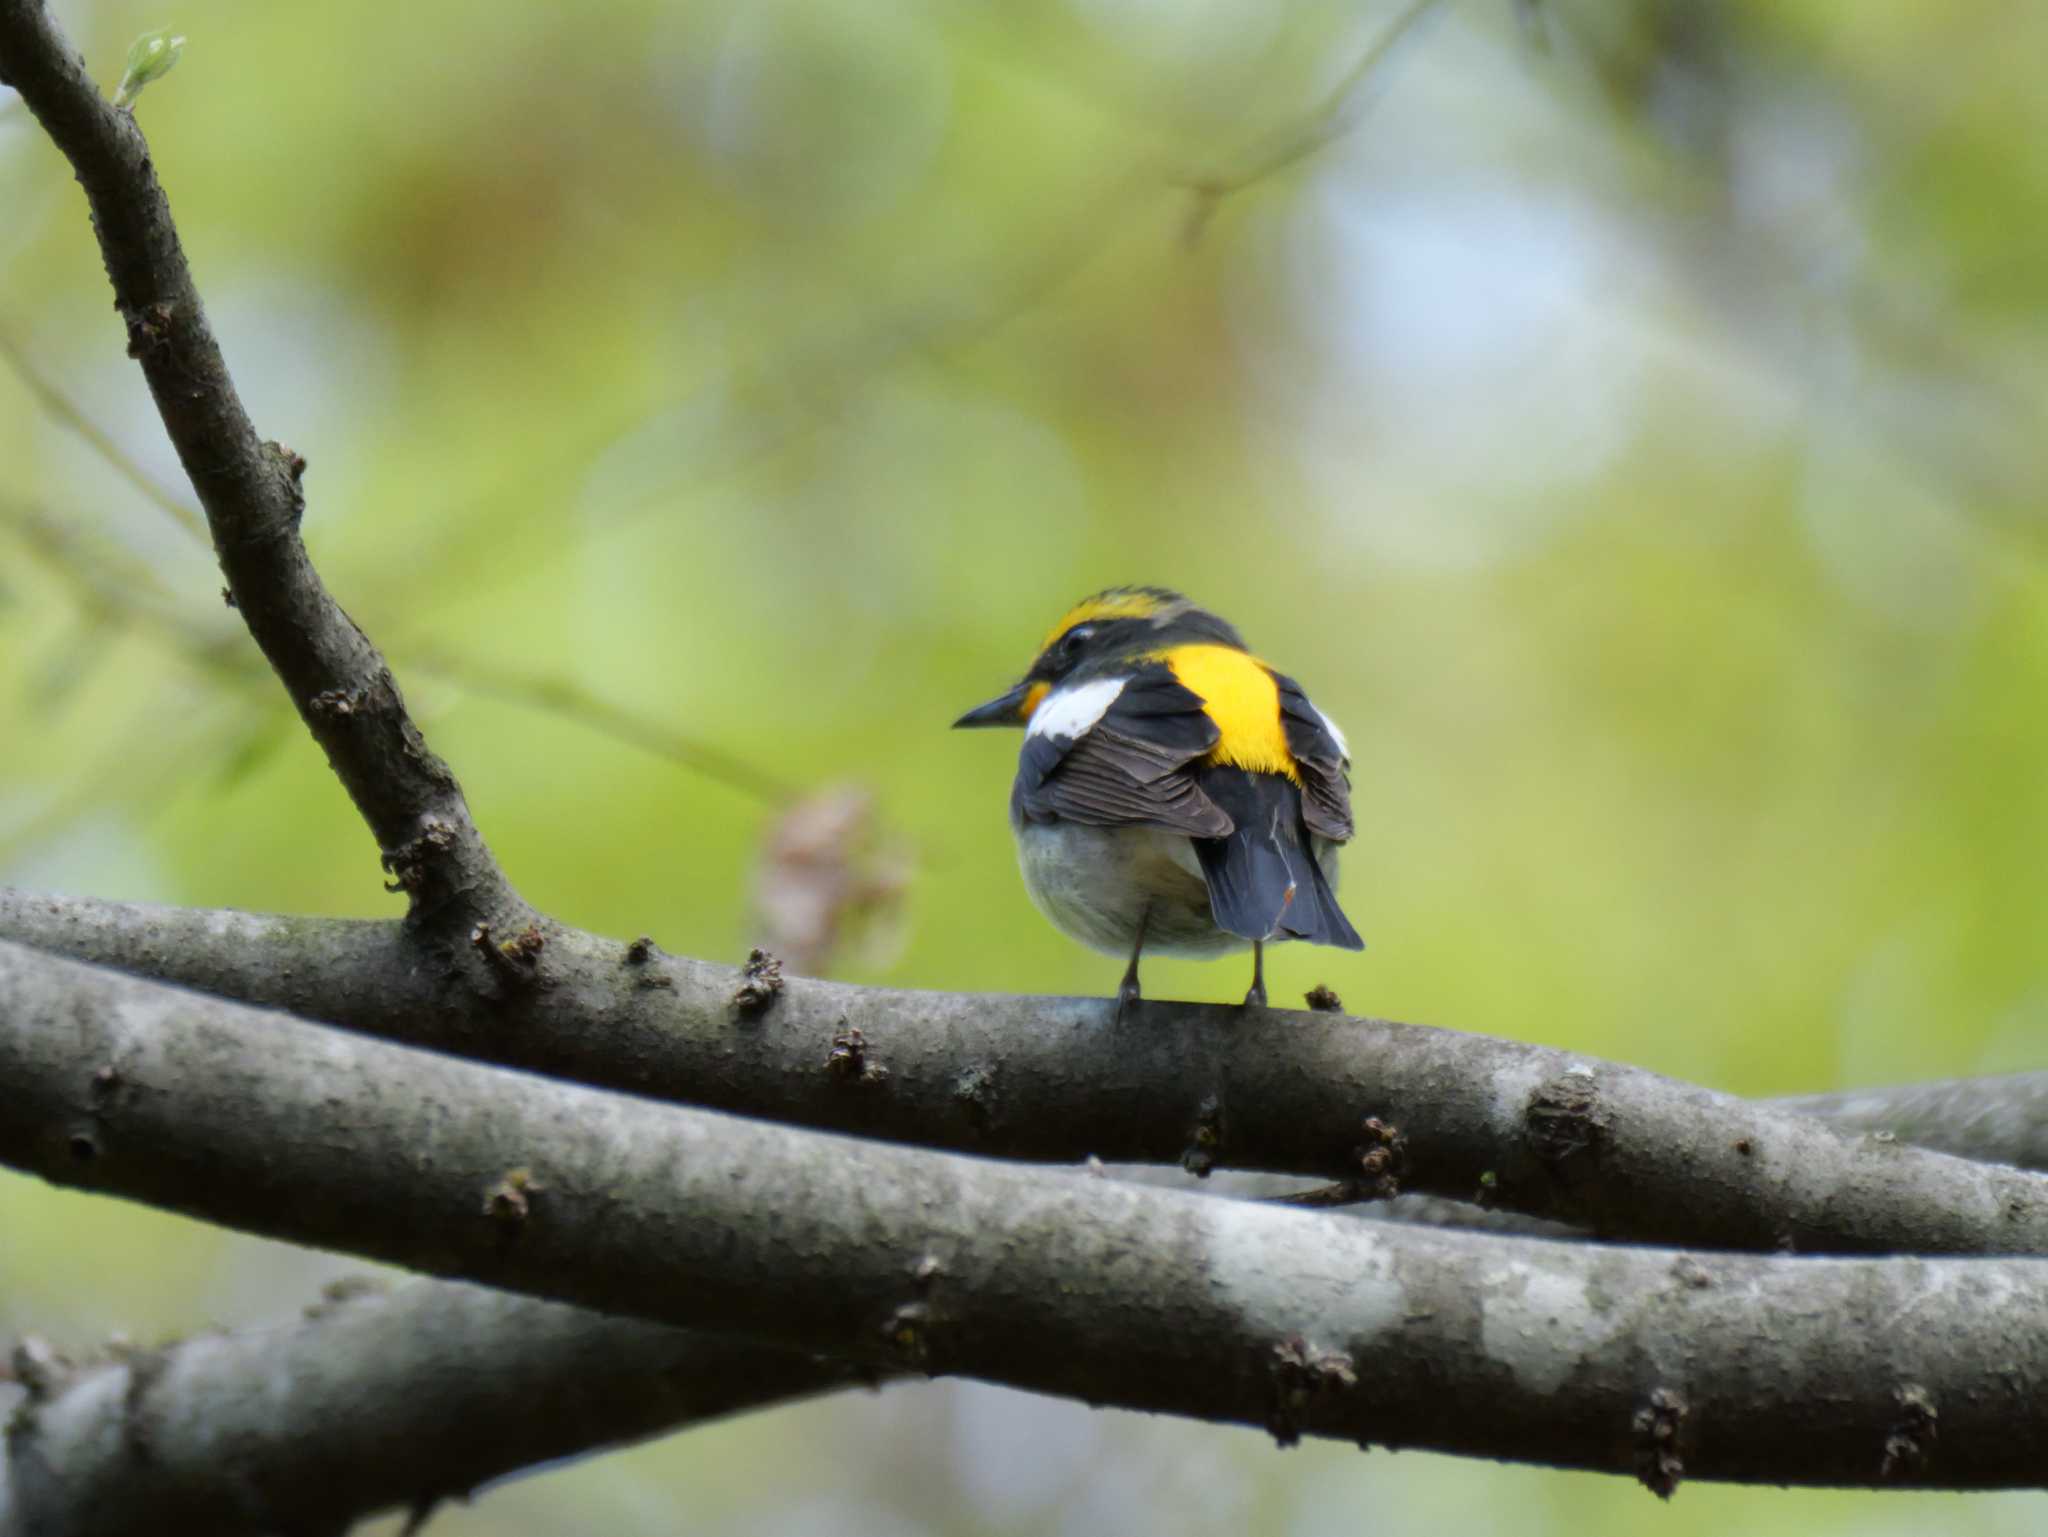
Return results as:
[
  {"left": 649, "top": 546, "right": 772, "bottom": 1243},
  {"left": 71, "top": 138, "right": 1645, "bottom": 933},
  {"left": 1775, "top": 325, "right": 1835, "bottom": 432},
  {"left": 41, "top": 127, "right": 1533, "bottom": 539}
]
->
[
  {"left": 0, "top": 497, "right": 266, "bottom": 872},
  {"left": 1551, "top": 0, "right": 2048, "bottom": 565},
  {"left": 0, "top": 334, "right": 803, "bottom": 799},
  {"left": 364, "top": 170, "right": 1149, "bottom": 633},
  {"left": 406, "top": 651, "right": 797, "bottom": 805},
  {"left": 4, "top": 465, "right": 908, "bottom": 971},
  {"left": 0, "top": 722, "right": 219, "bottom": 875},
  {"left": 0, "top": 358, "right": 886, "bottom": 949},
  {"left": 366, "top": 0, "right": 1456, "bottom": 631},
  {"left": 0, "top": 323, "right": 204, "bottom": 540},
  {"left": 3, "top": 464, "right": 909, "bottom": 970},
  {"left": 0, "top": 497, "right": 251, "bottom": 669},
  {"left": 1177, "top": 0, "right": 1446, "bottom": 243}
]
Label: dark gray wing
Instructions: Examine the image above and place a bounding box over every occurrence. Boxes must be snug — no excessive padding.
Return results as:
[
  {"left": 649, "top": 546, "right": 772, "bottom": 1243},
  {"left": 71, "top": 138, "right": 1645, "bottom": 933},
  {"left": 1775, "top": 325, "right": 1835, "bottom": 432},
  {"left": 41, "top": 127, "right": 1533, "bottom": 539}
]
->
[
  {"left": 1192, "top": 764, "right": 1364, "bottom": 948},
  {"left": 1272, "top": 672, "right": 1354, "bottom": 842},
  {"left": 1012, "top": 665, "right": 1232, "bottom": 837}
]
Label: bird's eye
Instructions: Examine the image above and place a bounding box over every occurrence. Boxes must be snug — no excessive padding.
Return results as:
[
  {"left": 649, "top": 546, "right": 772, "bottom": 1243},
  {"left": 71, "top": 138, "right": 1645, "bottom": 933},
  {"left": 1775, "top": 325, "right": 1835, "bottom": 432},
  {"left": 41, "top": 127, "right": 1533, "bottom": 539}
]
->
[{"left": 1061, "top": 624, "right": 1096, "bottom": 655}]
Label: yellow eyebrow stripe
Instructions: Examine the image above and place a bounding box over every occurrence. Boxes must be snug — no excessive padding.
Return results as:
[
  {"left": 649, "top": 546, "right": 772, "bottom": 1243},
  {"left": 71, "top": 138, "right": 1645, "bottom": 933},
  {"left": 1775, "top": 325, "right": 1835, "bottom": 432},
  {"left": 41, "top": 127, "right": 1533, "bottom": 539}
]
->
[
  {"left": 1039, "top": 590, "right": 1167, "bottom": 652},
  {"left": 1160, "top": 644, "right": 1299, "bottom": 782}
]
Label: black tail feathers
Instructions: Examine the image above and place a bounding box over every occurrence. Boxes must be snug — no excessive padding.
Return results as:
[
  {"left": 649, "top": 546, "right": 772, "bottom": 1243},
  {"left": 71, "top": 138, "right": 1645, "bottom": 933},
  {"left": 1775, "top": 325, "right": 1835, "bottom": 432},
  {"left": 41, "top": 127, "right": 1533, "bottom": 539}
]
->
[{"left": 1193, "top": 769, "right": 1364, "bottom": 950}]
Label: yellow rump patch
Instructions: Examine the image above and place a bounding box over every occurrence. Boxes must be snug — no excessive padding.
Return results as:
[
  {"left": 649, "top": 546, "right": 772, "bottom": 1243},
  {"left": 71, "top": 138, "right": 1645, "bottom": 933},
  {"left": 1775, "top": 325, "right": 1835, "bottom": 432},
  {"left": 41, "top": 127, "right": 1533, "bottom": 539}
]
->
[
  {"left": 1160, "top": 644, "right": 1299, "bottom": 782},
  {"left": 1039, "top": 589, "right": 1173, "bottom": 652}
]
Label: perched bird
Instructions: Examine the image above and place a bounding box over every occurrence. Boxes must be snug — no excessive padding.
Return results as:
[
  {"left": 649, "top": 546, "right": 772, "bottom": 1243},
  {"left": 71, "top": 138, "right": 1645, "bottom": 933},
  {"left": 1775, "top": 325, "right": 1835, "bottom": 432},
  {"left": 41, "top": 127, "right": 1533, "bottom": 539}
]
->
[{"left": 955, "top": 586, "right": 1362, "bottom": 1015}]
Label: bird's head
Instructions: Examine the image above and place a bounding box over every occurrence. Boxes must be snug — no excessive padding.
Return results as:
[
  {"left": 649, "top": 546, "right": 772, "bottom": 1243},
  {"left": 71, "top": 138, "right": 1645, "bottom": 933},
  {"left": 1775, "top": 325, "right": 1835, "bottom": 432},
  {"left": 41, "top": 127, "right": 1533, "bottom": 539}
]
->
[{"left": 952, "top": 586, "right": 1246, "bottom": 729}]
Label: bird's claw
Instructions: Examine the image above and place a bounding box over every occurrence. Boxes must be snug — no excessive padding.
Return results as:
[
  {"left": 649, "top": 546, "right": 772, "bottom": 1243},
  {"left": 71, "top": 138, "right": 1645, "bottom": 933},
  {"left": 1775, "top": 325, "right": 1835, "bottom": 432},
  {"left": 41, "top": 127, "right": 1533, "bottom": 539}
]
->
[{"left": 1114, "top": 977, "right": 1141, "bottom": 1024}]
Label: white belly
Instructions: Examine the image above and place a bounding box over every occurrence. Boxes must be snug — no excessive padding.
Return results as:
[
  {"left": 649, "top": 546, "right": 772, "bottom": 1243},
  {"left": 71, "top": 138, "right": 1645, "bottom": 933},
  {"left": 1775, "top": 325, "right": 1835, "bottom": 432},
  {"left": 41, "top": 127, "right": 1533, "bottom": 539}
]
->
[{"left": 1013, "top": 821, "right": 1246, "bottom": 959}]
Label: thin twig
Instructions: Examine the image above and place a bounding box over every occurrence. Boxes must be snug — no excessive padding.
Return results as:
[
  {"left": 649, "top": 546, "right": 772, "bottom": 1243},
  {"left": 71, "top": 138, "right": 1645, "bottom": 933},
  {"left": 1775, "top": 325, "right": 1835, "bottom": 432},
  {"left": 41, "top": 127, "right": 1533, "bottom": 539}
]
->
[
  {"left": 372, "top": 8, "right": 1449, "bottom": 621},
  {"left": 408, "top": 654, "right": 797, "bottom": 805},
  {"left": 1177, "top": 0, "right": 1447, "bottom": 239},
  {"left": 0, "top": 497, "right": 247, "bottom": 666},
  {"left": 0, "top": 322, "right": 208, "bottom": 541},
  {"left": 0, "top": 393, "right": 799, "bottom": 808}
]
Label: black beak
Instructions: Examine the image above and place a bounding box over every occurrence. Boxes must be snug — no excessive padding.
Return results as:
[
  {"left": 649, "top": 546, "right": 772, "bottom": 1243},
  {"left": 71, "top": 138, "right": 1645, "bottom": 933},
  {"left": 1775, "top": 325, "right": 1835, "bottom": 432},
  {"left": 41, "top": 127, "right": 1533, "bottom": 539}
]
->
[{"left": 953, "top": 681, "right": 1032, "bottom": 729}]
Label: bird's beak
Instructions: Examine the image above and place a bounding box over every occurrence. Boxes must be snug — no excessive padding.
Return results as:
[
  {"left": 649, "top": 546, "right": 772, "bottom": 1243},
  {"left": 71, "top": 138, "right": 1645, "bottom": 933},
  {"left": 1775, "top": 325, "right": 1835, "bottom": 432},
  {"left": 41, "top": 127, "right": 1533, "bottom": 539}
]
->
[{"left": 953, "top": 681, "right": 1034, "bottom": 729}]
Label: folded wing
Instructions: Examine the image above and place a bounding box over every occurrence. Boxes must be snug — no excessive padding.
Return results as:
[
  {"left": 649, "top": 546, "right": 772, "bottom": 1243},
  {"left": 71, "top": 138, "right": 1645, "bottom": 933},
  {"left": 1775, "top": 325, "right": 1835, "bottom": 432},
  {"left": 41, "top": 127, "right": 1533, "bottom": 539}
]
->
[
  {"left": 1272, "top": 671, "right": 1354, "bottom": 842},
  {"left": 1012, "top": 666, "right": 1232, "bottom": 838}
]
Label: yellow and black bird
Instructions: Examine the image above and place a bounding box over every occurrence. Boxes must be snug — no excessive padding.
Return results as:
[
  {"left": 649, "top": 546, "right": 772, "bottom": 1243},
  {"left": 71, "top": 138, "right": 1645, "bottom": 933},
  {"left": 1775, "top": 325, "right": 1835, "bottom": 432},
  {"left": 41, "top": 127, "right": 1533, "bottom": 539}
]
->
[{"left": 955, "top": 587, "right": 1362, "bottom": 1015}]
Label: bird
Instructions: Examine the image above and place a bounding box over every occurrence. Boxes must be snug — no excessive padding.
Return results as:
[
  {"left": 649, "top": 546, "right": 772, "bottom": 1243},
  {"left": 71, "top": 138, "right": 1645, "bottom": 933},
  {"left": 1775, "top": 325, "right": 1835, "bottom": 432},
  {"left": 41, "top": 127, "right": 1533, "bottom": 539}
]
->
[{"left": 954, "top": 586, "right": 1362, "bottom": 1017}]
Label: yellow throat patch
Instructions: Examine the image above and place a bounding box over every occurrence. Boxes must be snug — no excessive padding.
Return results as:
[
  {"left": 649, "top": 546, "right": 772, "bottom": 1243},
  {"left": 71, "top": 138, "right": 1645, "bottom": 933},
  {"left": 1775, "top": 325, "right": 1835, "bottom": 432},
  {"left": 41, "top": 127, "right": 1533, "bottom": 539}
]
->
[{"left": 1160, "top": 644, "right": 1299, "bottom": 781}]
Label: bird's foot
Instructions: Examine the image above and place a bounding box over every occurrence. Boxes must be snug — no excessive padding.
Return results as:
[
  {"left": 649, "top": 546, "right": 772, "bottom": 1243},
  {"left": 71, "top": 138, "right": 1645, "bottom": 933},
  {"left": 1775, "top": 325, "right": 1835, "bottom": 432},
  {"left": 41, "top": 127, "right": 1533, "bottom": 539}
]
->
[
  {"left": 1114, "top": 975, "right": 1142, "bottom": 1025},
  {"left": 1243, "top": 939, "right": 1267, "bottom": 1008}
]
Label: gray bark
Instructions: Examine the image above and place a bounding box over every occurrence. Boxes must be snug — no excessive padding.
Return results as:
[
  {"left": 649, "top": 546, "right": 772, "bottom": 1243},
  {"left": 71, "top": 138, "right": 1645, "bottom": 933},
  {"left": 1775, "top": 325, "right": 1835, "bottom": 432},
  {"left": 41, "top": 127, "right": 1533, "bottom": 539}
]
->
[
  {"left": 3, "top": 939, "right": 2047, "bottom": 1492},
  {"left": 4, "top": 889, "right": 2046, "bottom": 1257},
  {"left": 0, "top": 1281, "right": 861, "bottom": 1537},
  {"left": 1780, "top": 1075, "right": 2048, "bottom": 1173}
]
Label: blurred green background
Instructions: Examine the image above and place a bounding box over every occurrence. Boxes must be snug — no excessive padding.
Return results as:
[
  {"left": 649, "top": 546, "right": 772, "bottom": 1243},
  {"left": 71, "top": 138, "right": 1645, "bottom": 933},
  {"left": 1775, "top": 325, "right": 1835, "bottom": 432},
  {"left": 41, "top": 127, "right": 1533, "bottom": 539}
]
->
[{"left": 4, "top": 0, "right": 2046, "bottom": 1531}]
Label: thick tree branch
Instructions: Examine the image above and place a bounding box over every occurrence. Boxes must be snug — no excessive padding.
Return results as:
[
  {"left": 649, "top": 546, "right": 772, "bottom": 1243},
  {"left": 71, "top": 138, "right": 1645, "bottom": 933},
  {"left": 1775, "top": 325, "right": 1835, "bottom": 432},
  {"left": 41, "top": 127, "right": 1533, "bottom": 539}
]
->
[
  {"left": 4, "top": 940, "right": 2047, "bottom": 1491},
  {"left": 1780, "top": 1076, "right": 2048, "bottom": 1173},
  {"left": 0, "top": 1280, "right": 863, "bottom": 1537},
  {"left": 5, "top": 890, "right": 2047, "bottom": 1257},
  {"left": 0, "top": 0, "right": 512, "bottom": 927}
]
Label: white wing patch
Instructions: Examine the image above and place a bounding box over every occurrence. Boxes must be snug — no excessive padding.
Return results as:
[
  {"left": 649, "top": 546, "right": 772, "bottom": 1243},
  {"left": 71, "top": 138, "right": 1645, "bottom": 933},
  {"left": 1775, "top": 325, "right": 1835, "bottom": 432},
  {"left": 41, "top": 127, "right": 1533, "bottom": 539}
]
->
[
  {"left": 1312, "top": 702, "right": 1350, "bottom": 761},
  {"left": 1026, "top": 677, "right": 1125, "bottom": 741}
]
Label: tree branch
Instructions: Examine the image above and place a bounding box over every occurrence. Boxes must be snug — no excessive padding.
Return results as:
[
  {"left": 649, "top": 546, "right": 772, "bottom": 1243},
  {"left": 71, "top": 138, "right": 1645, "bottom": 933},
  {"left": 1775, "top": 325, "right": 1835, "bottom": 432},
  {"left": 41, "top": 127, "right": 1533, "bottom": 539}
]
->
[
  {"left": 0, "top": 1279, "right": 864, "bottom": 1537},
  {"left": 0, "top": 0, "right": 513, "bottom": 927},
  {"left": 5, "top": 889, "right": 2047, "bottom": 1257},
  {"left": 4, "top": 939, "right": 2047, "bottom": 1491},
  {"left": 0, "top": 14, "right": 843, "bottom": 1499},
  {"left": 1780, "top": 1076, "right": 2048, "bottom": 1174}
]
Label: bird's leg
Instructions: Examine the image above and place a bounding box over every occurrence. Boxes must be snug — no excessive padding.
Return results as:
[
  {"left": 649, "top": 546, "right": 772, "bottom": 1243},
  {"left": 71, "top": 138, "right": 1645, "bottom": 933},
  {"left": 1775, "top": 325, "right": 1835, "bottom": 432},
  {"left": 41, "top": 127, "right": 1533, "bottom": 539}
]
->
[
  {"left": 1115, "top": 905, "right": 1150, "bottom": 1023},
  {"left": 1243, "top": 940, "right": 1267, "bottom": 1008}
]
